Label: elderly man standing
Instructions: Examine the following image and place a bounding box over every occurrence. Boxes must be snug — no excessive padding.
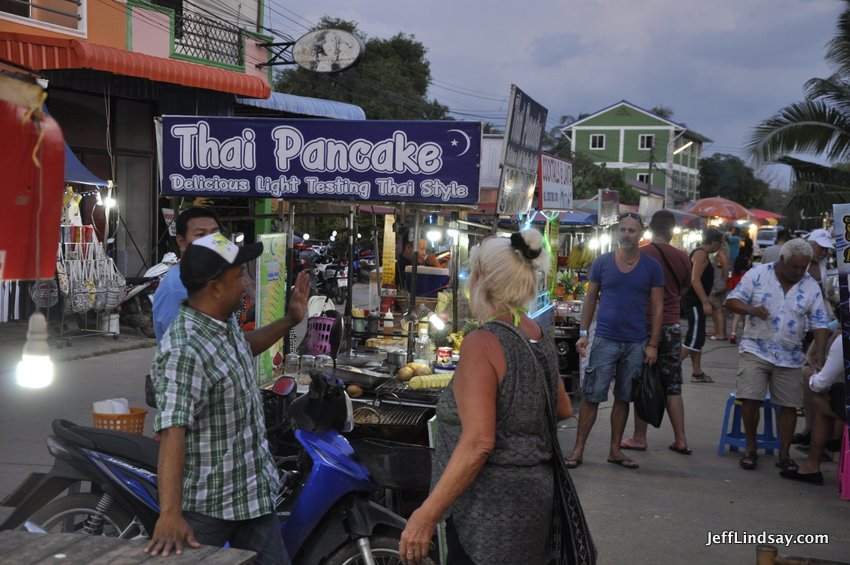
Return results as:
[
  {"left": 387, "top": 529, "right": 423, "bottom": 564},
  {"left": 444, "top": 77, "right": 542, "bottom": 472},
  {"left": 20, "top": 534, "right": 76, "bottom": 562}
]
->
[
  {"left": 725, "top": 239, "right": 830, "bottom": 473},
  {"left": 145, "top": 233, "right": 310, "bottom": 563},
  {"left": 566, "top": 212, "right": 664, "bottom": 470}
]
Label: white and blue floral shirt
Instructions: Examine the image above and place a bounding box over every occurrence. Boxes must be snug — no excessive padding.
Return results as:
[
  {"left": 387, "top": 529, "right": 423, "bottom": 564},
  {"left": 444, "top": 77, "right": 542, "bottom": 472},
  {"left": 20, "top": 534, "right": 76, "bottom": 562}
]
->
[{"left": 727, "top": 262, "right": 829, "bottom": 367}]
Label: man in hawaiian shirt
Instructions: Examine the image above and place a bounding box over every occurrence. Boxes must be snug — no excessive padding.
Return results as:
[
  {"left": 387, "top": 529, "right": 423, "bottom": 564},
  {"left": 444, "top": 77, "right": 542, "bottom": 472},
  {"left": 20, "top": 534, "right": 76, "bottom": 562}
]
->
[{"left": 726, "top": 238, "right": 830, "bottom": 474}]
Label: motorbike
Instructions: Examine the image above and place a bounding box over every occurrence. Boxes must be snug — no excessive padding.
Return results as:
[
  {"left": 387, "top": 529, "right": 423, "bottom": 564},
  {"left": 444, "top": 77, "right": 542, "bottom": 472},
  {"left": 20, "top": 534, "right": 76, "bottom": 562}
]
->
[
  {"left": 118, "top": 252, "right": 178, "bottom": 338},
  {"left": 0, "top": 372, "right": 434, "bottom": 565},
  {"left": 321, "top": 260, "right": 349, "bottom": 306}
]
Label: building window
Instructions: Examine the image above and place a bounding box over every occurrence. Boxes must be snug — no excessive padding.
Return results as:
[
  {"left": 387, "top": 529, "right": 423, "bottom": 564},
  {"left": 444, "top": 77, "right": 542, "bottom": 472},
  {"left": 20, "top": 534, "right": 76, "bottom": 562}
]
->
[
  {"left": 590, "top": 134, "right": 605, "bottom": 150},
  {"left": 0, "top": 0, "right": 83, "bottom": 30},
  {"left": 639, "top": 134, "right": 654, "bottom": 150},
  {"left": 637, "top": 173, "right": 650, "bottom": 184}
]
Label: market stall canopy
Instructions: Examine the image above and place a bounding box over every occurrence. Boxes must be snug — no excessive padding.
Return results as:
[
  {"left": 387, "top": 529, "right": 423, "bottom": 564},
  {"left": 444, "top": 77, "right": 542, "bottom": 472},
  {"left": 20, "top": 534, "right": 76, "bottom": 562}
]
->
[
  {"left": 64, "top": 145, "right": 108, "bottom": 186},
  {"left": 236, "top": 92, "right": 366, "bottom": 121},
  {"left": 531, "top": 211, "right": 597, "bottom": 225},
  {"left": 749, "top": 208, "right": 784, "bottom": 220},
  {"left": 681, "top": 197, "right": 751, "bottom": 220}
]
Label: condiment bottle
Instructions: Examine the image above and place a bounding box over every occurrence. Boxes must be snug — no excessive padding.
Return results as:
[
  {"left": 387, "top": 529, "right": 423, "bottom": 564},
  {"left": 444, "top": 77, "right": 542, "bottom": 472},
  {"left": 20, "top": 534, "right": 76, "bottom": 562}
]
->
[{"left": 383, "top": 310, "right": 394, "bottom": 335}]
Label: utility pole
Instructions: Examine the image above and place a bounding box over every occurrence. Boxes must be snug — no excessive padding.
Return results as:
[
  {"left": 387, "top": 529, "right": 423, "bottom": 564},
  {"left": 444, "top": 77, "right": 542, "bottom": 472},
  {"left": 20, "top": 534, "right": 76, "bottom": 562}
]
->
[{"left": 647, "top": 137, "right": 654, "bottom": 197}]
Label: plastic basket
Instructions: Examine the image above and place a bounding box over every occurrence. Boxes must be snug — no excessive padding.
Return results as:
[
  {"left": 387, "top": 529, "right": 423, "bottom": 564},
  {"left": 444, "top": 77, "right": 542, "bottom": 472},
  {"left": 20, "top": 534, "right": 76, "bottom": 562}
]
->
[
  {"left": 306, "top": 316, "right": 335, "bottom": 356},
  {"left": 351, "top": 438, "right": 433, "bottom": 490},
  {"left": 91, "top": 407, "right": 148, "bottom": 435}
]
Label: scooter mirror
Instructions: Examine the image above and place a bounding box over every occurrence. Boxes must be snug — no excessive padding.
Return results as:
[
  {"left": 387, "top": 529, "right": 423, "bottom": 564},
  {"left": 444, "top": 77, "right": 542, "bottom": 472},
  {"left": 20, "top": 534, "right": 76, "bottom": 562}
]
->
[{"left": 272, "top": 376, "right": 297, "bottom": 397}]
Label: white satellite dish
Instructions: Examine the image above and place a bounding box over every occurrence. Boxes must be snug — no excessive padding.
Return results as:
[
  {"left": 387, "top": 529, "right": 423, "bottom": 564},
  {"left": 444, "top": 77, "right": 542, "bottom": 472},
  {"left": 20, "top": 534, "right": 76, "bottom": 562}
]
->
[{"left": 292, "top": 29, "right": 365, "bottom": 73}]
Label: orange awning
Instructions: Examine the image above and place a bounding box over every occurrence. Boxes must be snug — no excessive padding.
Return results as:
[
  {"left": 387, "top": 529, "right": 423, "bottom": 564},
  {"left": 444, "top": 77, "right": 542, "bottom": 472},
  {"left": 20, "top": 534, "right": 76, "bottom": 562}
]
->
[{"left": 0, "top": 32, "right": 270, "bottom": 99}]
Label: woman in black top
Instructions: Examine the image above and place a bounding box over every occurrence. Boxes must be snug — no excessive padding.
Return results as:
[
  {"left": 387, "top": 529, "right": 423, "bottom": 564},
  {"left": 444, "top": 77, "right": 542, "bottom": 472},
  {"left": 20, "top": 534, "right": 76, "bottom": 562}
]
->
[{"left": 681, "top": 228, "right": 724, "bottom": 382}]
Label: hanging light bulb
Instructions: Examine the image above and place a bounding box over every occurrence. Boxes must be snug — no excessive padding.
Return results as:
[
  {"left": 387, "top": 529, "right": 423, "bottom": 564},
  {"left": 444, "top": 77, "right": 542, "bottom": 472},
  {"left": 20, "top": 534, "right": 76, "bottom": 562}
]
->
[
  {"left": 428, "top": 312, "right": 446, "bottom": 331},
  {"left": 16, "top": 312, "right": 54, "bottom": 389}
]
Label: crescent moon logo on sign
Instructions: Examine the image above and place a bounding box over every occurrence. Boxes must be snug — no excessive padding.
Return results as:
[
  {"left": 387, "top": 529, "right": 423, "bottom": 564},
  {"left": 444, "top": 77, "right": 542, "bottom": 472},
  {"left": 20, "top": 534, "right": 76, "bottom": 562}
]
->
[{"left": 447, "top": 129, "right": 471, "bottom": 156}]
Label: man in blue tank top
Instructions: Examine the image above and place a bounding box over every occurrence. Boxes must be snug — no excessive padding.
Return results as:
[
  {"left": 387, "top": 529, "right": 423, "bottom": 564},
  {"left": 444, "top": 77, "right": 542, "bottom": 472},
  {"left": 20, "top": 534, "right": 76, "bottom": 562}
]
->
[{"left": 566, "top": 213, "right": 664, "bottom": 470}]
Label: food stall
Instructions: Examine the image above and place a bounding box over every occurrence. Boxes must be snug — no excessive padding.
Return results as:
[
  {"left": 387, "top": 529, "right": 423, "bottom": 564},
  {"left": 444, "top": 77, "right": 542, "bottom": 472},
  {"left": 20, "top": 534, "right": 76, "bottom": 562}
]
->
[{"left": 158, "top": 116, "right": 484, "bottom": 450}]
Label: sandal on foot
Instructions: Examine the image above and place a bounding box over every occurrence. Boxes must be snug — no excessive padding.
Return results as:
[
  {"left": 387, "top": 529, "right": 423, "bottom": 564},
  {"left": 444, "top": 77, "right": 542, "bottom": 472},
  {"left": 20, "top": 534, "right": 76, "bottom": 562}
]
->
[
  {"left": 690, "top": 373, "right": 714, "bottom": 383},
  {"left": 565, "top": 458, "right": 582, "bottom": 469},
  {"left": 779, "top": 469, "right": 824, "bottom": 485},
  {"left": 775, "top": 458, "right": 799, "bottom": 473},
  {"left": 739, "top": 451, "right": 758, "bottom": 470},
  {"left": 669, "top": 444, "right": 693, "bottom": 455},
  {"left": 607, "top": 457, "right": 639, "bottom": 469}
]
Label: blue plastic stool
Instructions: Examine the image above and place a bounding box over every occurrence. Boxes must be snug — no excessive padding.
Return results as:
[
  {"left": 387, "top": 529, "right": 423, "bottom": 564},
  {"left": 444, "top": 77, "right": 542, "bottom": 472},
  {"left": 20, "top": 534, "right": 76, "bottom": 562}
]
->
[{"left": 717, "top": 392, "right": 781, "bottom": 456}]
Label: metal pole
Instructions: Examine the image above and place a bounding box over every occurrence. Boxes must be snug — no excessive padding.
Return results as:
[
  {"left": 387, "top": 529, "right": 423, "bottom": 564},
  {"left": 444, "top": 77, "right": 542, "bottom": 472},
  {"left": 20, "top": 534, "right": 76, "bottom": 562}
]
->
[
  {"left": 283, "top": 202, "right": 295, "bottom": 353},
  {"left": 406, "top": 209, "right": 421, "bottom": 362},
  {"left": 343, "top": 205, "right": 355, "bottom": 351},
  {"left": 450, "top": 212, "right": 460, "bottom": 333}
]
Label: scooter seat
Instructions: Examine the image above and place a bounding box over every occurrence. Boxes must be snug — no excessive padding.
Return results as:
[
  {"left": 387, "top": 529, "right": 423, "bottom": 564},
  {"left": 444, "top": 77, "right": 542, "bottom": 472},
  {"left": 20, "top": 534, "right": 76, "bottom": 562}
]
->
[{"left": 52, "top": 419, "right": 159, "bottom": 470}]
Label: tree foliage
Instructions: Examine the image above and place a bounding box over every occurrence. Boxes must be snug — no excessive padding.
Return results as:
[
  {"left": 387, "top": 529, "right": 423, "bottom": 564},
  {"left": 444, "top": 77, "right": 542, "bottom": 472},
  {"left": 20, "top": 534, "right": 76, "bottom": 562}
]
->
[
  {"left": 697, "top": 153, "right": 769, "bottom": 209},
  {"left": 747, "top": 0, "right": 850, "bottom": 216},
  {"left": 274, "top": 18, "right": 450, "bottom": 120},
  {"left": 571, "top": 152, "right": 641, "bottom": 205}
]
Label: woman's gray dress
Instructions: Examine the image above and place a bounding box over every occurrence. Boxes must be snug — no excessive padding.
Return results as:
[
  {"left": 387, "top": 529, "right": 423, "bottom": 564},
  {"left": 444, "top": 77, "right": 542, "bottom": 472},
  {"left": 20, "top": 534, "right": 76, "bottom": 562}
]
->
[{"left": 432, "top": 320, "right": 561, "bottom": 564}]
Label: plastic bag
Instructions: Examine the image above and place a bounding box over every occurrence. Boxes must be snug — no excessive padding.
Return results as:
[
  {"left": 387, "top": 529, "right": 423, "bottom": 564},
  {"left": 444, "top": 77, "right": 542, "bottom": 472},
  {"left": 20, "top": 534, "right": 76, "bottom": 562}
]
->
[{"left": 632, "top": 362, "right": 665, "bottom": 428}]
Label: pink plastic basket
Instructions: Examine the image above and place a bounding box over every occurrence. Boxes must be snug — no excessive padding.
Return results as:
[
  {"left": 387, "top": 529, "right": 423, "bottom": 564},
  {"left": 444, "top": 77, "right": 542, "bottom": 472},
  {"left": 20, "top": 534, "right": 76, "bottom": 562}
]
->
[{"left": 306, "top": 316, "right": 335, "bottom": 356}]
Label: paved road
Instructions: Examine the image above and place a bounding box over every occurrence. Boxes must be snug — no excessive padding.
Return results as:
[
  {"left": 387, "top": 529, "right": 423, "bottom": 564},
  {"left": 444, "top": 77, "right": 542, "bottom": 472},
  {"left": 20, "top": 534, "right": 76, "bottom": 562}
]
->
[{"left": 1, "top": 294, "right": 848, "bottom": 563}]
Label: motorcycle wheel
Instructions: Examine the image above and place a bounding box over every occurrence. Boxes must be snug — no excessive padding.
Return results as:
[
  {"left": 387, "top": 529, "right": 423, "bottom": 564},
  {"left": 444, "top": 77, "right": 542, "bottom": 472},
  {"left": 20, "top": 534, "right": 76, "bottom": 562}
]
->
[
  {"left": 333, "top": 287, "right": 347, "bottom": 306},
  {"left": 323, "top": 534, "right": 436, "bottom": 565},
  {"left": 29, "top": 493, "right": 134, "bottom": 537}
]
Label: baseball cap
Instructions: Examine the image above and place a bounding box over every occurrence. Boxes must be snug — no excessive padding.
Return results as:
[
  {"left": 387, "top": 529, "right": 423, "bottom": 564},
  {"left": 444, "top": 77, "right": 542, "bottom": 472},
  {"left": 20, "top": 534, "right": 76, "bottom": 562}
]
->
[
  {"left": 180, "top": 233, "right": 263, "bottom": 292},
  {"left": 806, "top": 229, "right": 834, "bottom": 249}
]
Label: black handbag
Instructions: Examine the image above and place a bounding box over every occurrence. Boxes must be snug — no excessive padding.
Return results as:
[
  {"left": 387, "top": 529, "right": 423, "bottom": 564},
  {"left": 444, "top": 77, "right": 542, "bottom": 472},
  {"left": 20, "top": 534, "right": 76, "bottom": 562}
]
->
[
  {"left": 512, "top": 326, "right": 597, "bottom": 565},
  {"left": 633, "top": 362, "right": 666, "bottom": 428}
]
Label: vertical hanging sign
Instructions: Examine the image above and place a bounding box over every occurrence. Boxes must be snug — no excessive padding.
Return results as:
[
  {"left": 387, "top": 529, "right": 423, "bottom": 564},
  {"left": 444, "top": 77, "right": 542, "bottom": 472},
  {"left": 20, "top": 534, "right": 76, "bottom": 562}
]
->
[
  {"left": 496, "top": 86, "right": 548, "bottom": 216},
  {"left": 256, "top": 233, "right": 287, "bottom": 385}
]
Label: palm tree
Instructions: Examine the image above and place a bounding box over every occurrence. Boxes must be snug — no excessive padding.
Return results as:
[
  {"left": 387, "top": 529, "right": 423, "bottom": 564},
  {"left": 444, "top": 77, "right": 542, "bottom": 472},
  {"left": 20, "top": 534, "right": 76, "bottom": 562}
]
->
[{"left": 748, "top": 0, "right": 850, "bottom": 219}]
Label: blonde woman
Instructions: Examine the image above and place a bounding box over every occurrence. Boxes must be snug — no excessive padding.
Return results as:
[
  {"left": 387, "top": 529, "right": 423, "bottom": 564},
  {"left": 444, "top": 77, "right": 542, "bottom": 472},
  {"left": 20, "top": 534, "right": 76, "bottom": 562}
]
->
[{"left": 399, "top": 230, "right": 575, "bottom": 564}]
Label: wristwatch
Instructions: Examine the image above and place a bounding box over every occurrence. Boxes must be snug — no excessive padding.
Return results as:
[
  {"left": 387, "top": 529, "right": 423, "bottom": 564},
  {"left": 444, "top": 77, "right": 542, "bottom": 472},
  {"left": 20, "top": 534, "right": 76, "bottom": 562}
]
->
[{"left": 579, "top": 329, "right": 588, "bottom": 338}]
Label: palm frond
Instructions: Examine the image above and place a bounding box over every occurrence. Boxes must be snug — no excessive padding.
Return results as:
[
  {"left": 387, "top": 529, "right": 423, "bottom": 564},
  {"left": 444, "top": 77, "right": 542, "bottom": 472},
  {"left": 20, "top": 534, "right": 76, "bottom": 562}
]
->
[
  {"left": 825, "top": 0, "right": 850, "bottom": 75},
  {"left": 747, "top": 100, "right": 850, "bottom": 164},
  {"left": 803, "top": 75, "right": 850, "bottom": 115}
]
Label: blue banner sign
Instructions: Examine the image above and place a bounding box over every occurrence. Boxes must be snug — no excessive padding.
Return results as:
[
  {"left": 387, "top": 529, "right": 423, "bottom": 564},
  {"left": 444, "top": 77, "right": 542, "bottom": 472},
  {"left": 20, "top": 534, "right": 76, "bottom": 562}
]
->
[{"left": 160, "top": 116, "right": 481, "bottom": 204}]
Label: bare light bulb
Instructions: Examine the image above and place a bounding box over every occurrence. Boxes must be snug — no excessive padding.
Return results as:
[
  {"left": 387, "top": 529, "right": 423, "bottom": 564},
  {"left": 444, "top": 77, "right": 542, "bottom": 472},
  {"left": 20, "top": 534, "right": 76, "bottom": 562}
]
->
[{"left": 16, "top": 313, "right": 54, "bottom": 389}]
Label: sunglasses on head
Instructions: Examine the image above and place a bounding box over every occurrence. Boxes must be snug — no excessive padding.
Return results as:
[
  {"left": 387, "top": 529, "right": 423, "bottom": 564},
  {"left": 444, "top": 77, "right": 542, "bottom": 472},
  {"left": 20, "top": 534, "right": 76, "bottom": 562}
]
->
[{"left": 618, "top": 212, "right": 643, "bottom": 224}]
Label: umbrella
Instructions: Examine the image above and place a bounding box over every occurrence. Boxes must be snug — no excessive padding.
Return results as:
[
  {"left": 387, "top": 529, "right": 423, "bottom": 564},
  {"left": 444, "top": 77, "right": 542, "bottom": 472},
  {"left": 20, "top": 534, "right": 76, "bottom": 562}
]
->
[
  {"left": 749, "top": 208, "right": 784, "bottom": 220},
  {"left": 682, "top": 197, "right": 752, "bottom": 220}
]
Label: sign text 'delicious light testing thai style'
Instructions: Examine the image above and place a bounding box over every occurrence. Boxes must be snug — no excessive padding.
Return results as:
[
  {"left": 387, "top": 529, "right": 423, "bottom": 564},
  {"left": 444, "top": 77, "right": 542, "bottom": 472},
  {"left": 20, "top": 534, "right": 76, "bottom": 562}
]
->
[{"left": 159, "top": 116, "right": 482, "bottom": 205}]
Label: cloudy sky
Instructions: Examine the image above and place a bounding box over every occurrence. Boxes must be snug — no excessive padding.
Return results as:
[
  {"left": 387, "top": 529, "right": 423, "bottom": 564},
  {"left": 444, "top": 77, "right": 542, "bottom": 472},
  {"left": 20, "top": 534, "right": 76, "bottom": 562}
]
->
[{"left": 268, "top": 0, "right": 844, "bottom": 186}]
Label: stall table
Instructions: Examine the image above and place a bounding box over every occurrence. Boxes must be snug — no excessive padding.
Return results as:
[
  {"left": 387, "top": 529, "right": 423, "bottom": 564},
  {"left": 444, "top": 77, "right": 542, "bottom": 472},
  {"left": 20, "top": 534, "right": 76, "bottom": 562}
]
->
[{"left": 0, "top": 530, "right": 255, "bottom": 564}]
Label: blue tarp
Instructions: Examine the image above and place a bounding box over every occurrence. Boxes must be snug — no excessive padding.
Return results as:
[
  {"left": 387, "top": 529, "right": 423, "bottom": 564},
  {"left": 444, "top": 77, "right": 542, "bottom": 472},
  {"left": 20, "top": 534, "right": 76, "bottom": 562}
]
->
[
  {"left": 64, "top": 144, "right": 108, "bottom": 186},
  {"left": 236, "top": 92, "right": 366, "bottom": 120}
]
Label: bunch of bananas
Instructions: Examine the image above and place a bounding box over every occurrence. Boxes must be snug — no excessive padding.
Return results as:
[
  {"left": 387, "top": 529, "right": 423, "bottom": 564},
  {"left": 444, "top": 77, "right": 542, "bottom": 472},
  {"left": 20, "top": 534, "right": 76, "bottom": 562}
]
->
[
  {"left": 567, "top": 244, "right": 595, "bottom": 269},
  {"left": 448, "top": 332, "right": 464, "bottom": 350},
  {"left": 352, "top": 307, "right": 366, "bottom": 317}
]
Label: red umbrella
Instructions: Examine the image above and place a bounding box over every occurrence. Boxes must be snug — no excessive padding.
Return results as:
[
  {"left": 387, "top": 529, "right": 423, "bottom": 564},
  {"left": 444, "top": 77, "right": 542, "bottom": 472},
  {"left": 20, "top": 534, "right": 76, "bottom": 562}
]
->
[
  {"left": 682, "top": 197, "right": 752, "bottom": 220},
  {"left": 749, "top": 208, "right": 784, "bottom": 220}
]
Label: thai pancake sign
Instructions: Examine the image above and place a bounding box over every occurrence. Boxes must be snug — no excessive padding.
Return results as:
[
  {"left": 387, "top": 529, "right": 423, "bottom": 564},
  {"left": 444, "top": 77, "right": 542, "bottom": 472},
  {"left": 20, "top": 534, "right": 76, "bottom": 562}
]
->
[{"left": 158, "top": 116, "right": 482, "bottom": 205}]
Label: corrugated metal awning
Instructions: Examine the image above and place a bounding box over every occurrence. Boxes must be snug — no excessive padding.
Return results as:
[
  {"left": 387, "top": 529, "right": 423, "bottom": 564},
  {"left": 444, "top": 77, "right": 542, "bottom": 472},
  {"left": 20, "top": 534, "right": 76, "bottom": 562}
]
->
[
  {"left": 0, "top": 32, "right": 270, "bottom": 98},
  {"left": 236, "top": 91, "right": 366, "bottom": 120}
]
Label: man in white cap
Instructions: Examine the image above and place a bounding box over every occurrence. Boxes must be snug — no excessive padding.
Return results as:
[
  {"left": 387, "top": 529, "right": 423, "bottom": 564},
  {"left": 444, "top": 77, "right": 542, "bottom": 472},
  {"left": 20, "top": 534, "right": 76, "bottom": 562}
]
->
[
  {"left": 805, "top": 229, "right": 834, "bottom": 296},
  {"left": 145, "top": 233, "right": 309, "bottom": 563}
]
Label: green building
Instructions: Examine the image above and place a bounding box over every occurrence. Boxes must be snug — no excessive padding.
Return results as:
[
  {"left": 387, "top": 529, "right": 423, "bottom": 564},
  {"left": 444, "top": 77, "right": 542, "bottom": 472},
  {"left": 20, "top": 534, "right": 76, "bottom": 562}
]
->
[{"left": 562, "top": 100, "right": 711, "bottom": 204}]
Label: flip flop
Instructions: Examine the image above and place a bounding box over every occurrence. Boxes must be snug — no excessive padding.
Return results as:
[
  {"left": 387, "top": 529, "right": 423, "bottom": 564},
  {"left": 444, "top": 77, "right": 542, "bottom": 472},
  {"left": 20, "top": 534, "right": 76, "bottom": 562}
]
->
[
  {"left": 775, "top": 458, "right": 799, "bottom": 473},
  {"left": 739, "top": 451, "right": 758, "bottom": 470},
  {"left": 668, "top": 444, "right": 692, "bottom": 455},
  {"left": 619, "top": 441, "right": 647, "bottom": 451},
  {"left": 607, "top": 457, "right": 639, "bottom": 469},
  {"left": 565, "top": 458, "right": 582, "bottom": 469}
]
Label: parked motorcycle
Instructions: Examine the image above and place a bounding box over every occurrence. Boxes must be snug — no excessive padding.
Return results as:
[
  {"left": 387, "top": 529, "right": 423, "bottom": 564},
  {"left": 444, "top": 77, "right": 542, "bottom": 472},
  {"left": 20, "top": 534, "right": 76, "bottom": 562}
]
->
[
  {"left": 0, "top": 372, "right": 433, "bottom": 564},
  {"left": 118, "top": 252, "right": 178, "bottom": 338}
]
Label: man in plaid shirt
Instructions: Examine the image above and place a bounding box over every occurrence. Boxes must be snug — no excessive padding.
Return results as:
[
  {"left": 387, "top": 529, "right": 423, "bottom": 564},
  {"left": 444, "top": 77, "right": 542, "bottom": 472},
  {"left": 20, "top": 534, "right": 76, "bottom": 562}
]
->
[{"left": 145, "top": 233, "right": 309, "bottom": 563}]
